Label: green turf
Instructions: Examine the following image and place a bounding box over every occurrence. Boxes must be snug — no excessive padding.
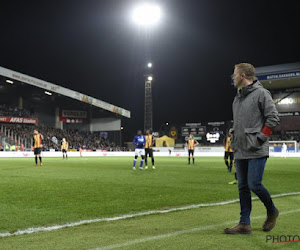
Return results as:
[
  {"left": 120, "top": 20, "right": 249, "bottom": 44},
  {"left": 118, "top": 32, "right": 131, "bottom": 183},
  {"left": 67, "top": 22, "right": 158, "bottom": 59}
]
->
[{"left": 0, "top": 156, "right": 299, "bottom": 249}]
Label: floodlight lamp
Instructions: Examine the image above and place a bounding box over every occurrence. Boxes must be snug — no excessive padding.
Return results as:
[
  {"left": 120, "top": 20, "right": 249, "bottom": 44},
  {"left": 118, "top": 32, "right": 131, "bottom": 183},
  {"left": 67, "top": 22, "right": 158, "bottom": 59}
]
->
[
  {"left": 147, "top": 62, "right": 152, "bottom": 68},
  {"left": 6, "top": 79, "right": 13, "bottom": 84},
  {"left": 132, "top": 3, "right": 161, "bottom": 26},
  {"left": 147, "top": 76, "right": 153, "bottom": 81}
]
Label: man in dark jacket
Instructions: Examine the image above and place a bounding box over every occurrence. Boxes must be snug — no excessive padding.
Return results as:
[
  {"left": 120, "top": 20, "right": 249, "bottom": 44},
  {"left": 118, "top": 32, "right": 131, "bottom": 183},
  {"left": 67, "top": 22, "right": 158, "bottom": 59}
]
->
[{"left": 224, "top": 63, "right": 280, "bottom": 235}]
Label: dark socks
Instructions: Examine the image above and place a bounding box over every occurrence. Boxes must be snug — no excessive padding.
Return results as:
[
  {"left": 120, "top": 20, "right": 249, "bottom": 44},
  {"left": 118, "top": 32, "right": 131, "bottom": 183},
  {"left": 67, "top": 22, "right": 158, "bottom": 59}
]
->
[{"left": 35, "top": 156, "right": 38, "bottom": 164}]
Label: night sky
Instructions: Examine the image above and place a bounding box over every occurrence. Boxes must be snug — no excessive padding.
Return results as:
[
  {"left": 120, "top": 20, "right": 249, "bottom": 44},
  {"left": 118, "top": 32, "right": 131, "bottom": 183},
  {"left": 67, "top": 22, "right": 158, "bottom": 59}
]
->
[{"left": 1, "top": 0, "right": 300, "bottom": 135}]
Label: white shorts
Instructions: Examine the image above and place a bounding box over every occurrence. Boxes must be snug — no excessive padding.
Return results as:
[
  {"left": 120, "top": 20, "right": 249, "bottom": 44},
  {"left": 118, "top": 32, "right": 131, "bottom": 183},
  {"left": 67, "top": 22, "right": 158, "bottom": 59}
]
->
[{"left": 135, "top": 148, "right": 145, "bottom": 156}]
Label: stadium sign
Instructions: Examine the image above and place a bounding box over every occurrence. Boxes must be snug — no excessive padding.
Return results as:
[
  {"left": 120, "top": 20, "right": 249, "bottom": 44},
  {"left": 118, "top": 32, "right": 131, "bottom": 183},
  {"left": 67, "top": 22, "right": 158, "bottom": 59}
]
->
[
  {"left": 59, "top": 118, "right": 88, "bottom": 124},
  {"left": 60, "top": 109, "right": 89, "bottom": 123},
  {"left": 207, "top": 121, "right": 225, "bottom": 126},
  {"left": 205, "top": 121, "right": 226, "bottom": 136},
  {"left": 185, "top": 123, "right": 202, "bottom": 127},
  {"left": 61, "top": 110, "right": 87, "bottom": 118},
  {"left": 258, "top": 71, "right": 300, "bottom": 81},
  {"left": 0, "top": 116, "right": 38, "bottom": 124},
  {"left": 278, "top": 112, "right": 300, "bottom": 117},
  {"left": 169, "top": 126, "right": 178, "bottom": 139},
  {"left": 185, "top": 136, "right": 202, "bottom": 141},
  {"left": 182, "top": 126, "right": 206, "bottom": 136},
  {"left": 206, "top": 132, "right": 220, "bottom": 143}
]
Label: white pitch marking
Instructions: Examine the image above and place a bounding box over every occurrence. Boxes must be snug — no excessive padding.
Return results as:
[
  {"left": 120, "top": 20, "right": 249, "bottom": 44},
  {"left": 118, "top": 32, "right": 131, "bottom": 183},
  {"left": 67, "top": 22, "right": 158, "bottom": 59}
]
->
[
  {"left": 0, "top": 191, "right": 299, "bottom": 238},
  {"left": 93, "top": 208, "right": 300, "bottom": 250}
]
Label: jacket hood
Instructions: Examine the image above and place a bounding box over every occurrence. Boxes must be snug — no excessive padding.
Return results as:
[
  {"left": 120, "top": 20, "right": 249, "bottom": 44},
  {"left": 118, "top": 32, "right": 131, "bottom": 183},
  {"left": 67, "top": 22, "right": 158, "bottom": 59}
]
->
[{"left": 237, "top": 80, "right": 263, "bottom": 98}]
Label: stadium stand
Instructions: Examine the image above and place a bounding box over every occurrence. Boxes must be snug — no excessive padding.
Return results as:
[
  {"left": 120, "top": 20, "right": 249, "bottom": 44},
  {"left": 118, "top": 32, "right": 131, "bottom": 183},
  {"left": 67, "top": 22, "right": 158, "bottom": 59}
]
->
[
  {"left": 0, "top": 104, "right": 32, "bottom": 117},
  {"left": 0, "top": 66, "right": 130, "bottom": 152},
  {"left": 0, "top": 123, "right": 126, "bottom": 151}
]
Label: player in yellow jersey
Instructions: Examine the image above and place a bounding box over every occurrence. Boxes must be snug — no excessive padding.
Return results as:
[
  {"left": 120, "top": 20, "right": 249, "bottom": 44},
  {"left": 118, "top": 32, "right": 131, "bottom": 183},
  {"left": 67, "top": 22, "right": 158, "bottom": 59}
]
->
[
  {"left": 32, "top": 129, "right": 43, "bottom": 166},
  {"left": 144, "top": 130, "right": 155, "bottom": 169},
  {"left": 61, "top": 138, "right": 69, "bottom": 160},
  {"left": 223, "top": 129, "right": 234, "bottom": 172},
  {"left": 186, "top": 134, "right": 199, "bottom": 164}
]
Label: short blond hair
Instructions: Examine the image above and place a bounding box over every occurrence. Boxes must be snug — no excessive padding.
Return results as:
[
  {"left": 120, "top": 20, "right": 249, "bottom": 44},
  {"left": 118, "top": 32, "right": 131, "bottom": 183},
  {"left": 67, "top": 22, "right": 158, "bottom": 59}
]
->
[{"left": 235, "top": 63, "right": 257, "bottom": 81}]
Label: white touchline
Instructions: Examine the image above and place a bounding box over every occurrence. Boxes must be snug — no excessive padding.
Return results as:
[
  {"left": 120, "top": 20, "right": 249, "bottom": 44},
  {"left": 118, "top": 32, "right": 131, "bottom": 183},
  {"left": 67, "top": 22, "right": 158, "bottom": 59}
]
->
[
  {"left": 0, "top": 191, "right": 299, "bottom": 238},
  {"left": 93, "top": 208, "right": 300, "bottom": 250}
]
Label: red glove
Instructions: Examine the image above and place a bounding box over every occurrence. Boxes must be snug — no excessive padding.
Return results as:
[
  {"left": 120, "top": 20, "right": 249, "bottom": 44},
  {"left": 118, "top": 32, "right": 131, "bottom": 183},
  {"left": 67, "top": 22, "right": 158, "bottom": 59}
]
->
[{"left": 262, "top": 126, "right": 272, "bottom": 137}]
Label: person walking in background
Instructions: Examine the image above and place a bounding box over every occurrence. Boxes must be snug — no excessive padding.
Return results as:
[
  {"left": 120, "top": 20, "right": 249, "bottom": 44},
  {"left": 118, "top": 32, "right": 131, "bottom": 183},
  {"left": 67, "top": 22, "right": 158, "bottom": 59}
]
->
[
  {"left": 132, "top": 130, "right": 146, "bottom": 170},
  {"left": 186, "top": 134, "right": 199, "bottom": 165},
  {"left": 224, "top": 63, "right": 280, "bottom": 235},
  {"left": 32, "top": 129, "right": 43, "bottom": 166}
]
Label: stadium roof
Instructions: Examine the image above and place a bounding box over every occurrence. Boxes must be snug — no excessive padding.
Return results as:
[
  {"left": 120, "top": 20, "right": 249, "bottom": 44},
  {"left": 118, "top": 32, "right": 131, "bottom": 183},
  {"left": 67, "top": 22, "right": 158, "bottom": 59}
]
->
[
  {"left": 0, "top": 66, "right": 130, "bottom": 118},
  {"left": 256, "top": 62, "right": 300, "bottom": 90}
]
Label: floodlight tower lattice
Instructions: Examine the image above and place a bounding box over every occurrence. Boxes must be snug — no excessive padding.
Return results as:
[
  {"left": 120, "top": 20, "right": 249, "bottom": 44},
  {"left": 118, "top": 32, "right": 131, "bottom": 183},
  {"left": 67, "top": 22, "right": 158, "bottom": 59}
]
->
[
  {"left": 144, "top": 76, "right": 153, "bottom": 132},
  {"left": 132, "top": 3, "right": 161, "bottom": 133}
]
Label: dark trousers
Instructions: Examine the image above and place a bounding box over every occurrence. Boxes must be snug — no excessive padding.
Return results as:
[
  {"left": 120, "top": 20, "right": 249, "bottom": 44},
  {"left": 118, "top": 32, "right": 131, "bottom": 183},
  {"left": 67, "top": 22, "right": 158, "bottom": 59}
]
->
[{"left": 236, "top": 157, "right": 276, "bottom": 225}]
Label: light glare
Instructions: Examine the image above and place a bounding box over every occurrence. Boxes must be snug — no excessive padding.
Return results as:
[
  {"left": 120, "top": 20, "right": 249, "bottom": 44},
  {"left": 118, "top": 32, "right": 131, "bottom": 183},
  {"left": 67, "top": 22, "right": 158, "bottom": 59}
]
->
[{"left": 132, "top": 3, "right": 161, "bottom": 26}]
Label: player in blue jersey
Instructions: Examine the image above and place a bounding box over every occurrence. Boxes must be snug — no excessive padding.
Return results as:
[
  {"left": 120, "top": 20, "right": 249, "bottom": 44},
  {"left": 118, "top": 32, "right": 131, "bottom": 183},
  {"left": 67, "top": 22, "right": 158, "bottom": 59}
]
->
[{"left": 132, "top": 130, "right": 146, "bottom": 170}]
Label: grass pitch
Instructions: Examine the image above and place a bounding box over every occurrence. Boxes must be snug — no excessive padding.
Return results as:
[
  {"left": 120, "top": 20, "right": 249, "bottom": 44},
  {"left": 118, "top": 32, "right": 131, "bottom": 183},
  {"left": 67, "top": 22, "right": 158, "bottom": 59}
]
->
[{"left": 0, "top": 156, "right": 299, "bottom": 249}]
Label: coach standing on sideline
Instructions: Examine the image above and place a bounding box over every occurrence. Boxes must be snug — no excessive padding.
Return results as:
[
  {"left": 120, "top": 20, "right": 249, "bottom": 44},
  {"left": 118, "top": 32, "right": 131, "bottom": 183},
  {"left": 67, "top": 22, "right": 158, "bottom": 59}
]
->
[{"left": 224, "top": 63, "right": 280, "bottom": 235}]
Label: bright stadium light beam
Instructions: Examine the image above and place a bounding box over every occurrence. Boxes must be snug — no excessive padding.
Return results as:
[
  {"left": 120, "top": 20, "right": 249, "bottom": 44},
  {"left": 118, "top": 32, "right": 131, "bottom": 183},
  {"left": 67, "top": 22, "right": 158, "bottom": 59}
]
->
[
  {"left": 147, "top": 76, "right": 153, "bottom": 81},
  {"left": 45, "top": 91, "right": 52, "bottom": 96},
  {"left": 132, "top": 3, "right": 162, "bottom": 26},
  {"left": 147, "top": 62, "right": 152, "bottom": 68}
]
